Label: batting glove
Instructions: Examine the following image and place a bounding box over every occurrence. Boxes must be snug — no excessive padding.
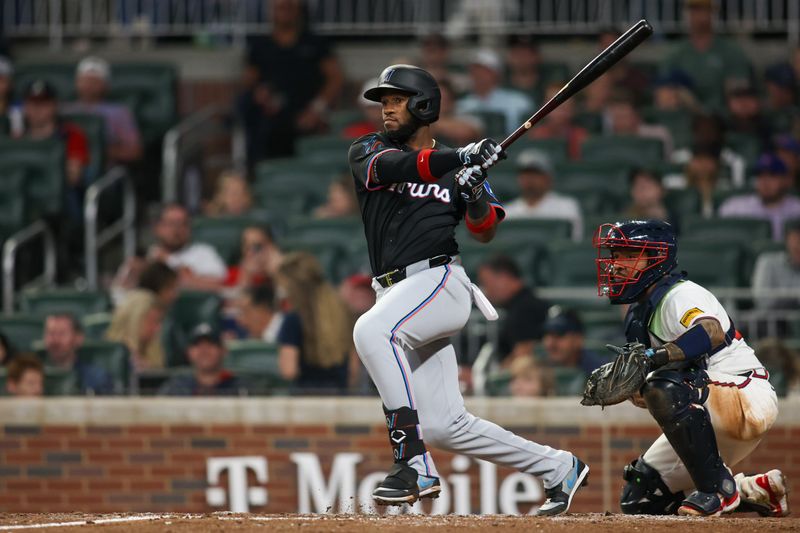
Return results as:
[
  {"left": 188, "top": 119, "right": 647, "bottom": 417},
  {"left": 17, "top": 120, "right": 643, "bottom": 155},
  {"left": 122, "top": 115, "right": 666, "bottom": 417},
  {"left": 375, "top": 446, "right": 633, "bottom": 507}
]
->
[
  {"left": 456, "top": 139, "right": 505, "bottom": 170},
  {"left": 455, "top": 165, "right": 486, "bottom": 203}
]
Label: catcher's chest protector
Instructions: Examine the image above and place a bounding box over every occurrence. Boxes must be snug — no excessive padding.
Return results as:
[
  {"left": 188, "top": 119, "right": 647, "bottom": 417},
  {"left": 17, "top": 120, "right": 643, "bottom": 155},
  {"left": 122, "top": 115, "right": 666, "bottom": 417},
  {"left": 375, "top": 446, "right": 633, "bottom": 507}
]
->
[{"left": 624, "top": 272, "right": 686, "bottom": 347}]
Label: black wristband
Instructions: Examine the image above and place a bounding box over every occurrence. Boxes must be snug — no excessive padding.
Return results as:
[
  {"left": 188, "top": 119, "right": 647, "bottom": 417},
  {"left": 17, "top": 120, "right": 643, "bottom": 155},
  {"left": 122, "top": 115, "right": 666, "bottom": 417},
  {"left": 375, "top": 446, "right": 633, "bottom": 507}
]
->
[
  {"left": 429, "top": 150, "right": 463, "bottom": 177},
  {"left": 466, "top": 194, "right": 490, "bottom": 218}
]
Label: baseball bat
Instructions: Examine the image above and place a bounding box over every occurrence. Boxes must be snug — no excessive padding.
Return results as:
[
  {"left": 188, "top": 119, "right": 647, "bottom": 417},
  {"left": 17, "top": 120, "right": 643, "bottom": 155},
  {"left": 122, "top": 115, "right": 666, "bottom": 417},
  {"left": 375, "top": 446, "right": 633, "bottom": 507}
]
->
[{"left": 500, "top": 19, "right": 654, "bottom": 151}]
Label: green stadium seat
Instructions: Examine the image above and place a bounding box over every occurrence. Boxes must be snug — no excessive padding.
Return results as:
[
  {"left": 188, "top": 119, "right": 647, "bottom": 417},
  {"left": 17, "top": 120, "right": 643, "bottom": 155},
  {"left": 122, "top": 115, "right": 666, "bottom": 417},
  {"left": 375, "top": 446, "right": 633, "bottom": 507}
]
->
[
  {"left": 464, "top": 110, "right": 508, "bottom": 139},
  {"left": 287, "top": 216, "right": 362, "bottom": 243},
  {"left": 329, "top": 109, "right": 364, "bottom": 134},
  {"left": 192, "top": 215, "right": 275, "bottom": 265},
  {"left": 0, "top": 168, "right": 27, "bottom": 237},
  {"left": 279, "top": 238, "right": 348, "bottom": 283},
  {"left": 681, "top": 216, "right": 773, "bottom": 245},
  {"left": 574, "top": 111, "right": 603, "bottom": 134},
  {"left": 295, "top": 135, "right": 354, "bottom": 164},
  {"left": 44, "top": 367, "right": 79, "bottom": 396},
  {"left": 82, "top": 312, "right": 113, "bottom": 341},
  {"left": 0, "top": 368, "right": 6, "bottom": 396},
  {"left": 162, "top": 292, "right": 223, "bottom": 367},
  {"left": 541, "top": 240, "right": 597, "bottom": 287},
  {"left": 493, "top": 219, "right": 573, "bottom": 246},
  {"left": 458, "top": 240, "right": 543, "bottom": 286},
  {"left": 642, "top": 108, "right": 692, "bottom": 150},
  {"left": 554, "top": 367, "right": 587, "bottom": 396},
  {"left": 485, "top": 370, "right": 512, "bottom": 397},
  {"left": 665, "top": 189, "right": 702, "bottom": 221},
  {"left": 677, "top": 242, "right": 745, "bottom": 287},
  {"left": 556, "top": 186, "right": 626, "bottom": 217},
  {"left": 581, "top": 136, "right": 664, "bottom": 166},
  {"left": 21, "top": 289, "right": 111, "bottom": 316},
  {"left": 255, "top": 157, "right": 348, "bottom": 183},
  {"left": 225, "top": 340, "right": 288, "bottom": 395},
  {"left": 725, "top": 132, "right": 761, "bottom": 166},
  {"left": 540, "top": 62, "right": 570, "bottom": 84},
  {"left": 581, "top": 309, "right": 625, "bottom": 344},
  {"left": 77, "top": 341, "right": 131, "bottom": 394},
  {"left": 514, "top": 138, "right": 569, "bottom": 165},
  {"left": 0, "top": 314, "right": 44, "bottom": 353},
  {"left": 61, "top": 112, "right": 106, "bottom": 184},
  {"left": 253, "top": 181, "right": 321, "bottom": 217},
  {"left": 13, "top": 63, "right": 77, "bottom": 101},
  {"left": 0, "top": 138, "right": 65, "bottom": 218},
  {"left": 556, "top": 160, "right": 631, "bottom": 192},
  {"left": 110, "top": 63, "right": 178, "bottom": 144}
]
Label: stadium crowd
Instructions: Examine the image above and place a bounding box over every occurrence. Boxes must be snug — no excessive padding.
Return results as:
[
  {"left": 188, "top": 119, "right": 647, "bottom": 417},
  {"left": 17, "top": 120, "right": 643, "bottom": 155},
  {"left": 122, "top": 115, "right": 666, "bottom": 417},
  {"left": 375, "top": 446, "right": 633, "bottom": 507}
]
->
[{"left": 0, "top": 0, "right": 799, "bottom": 399}]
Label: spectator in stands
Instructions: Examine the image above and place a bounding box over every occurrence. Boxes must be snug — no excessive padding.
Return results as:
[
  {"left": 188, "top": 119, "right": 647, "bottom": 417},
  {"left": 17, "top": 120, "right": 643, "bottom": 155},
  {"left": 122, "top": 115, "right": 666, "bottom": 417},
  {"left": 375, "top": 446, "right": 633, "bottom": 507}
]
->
[
  {"left": 205, "top": 170, "right": 254, "bottom": 217},
  {"left": 416, "top": 33, "right": 468, "bottom": 91},
  {"left": 430, "top": 78, "right": 483, "bottom": 146},
  {"left": 237, "top": 285, "right": 284, "bottom": 343},
  {"left": 752, "top": 221, "right": 800, "bottom": 310},
  {"left": 605, "top": 91, "right": 673, "bottom": 157},
  {"left": 0, "top": 332, "right": 14, "bottom": 366},
  {"left": 458, "top": 49, "right": 533, "bottom": 135},
  {"left": 775, "top": 134, "right": 800, "bottom": 187},
  {"left": 764, "top": 63, "right": 797, "bottom": 118},
  {"left": 42, "top": 313, "right": 113, "bottom": 395},
  {"left": 226, "top": 225, "right": 282, "bottom": 289},
  {"left": 528, "top": 81, "right": 589, "bottom": 160},
  {"left": 652, "top": 70, "right": 700, "bottom": 113},
  {"left": 5, "top": 355, "right": 43, "bottom": 397},
  {"left": 341, "top": 78, "right": 383, "bottom": 139},
  {"left": 509, "top": 355, "right": 553, "bottom": 398},
  {"left": 626, "top": 168, "right": 673, "bottom": 225},
  {"left": 541, "top": 309, "right": 605, "bottom": 376},
  {"left": 724, "top": 81, "right": 772, "bottom": 148},
  {"left": 670, "top": 114, "right": 746, "bottom": 190},
  {"left": 477, "top": 254, "right": 549, "bottom": 366},
  {"left": 593, "top": 28, "right": 651, "bottom": 106},
  {"left": 662, "top": 0, "right": 751, "bottom": 112},
  {"left": 149, "top": 203, "right": 228, "bottom": 290},
  {"left": 684, "top": 143, "right": 723, "bottom": 218},
  {"left": 63, "top": 56, "right": 142, "bottom": 164},
  {"left": 239, "top": 0, "right": 343, "bottom": 164},
  {"left": 505, "top": 34, "right": 543, "bottom": 102},
  {"left": 106, "top": 262, "right": 176, "bottom": 371},
  {"left": 18, "top": 80, "right": 89, "bottom": 221},
  {"left": 719, "top": 153, "right": 800, "bottom": 241},
  {"left": 503, "top": 149, "right": 583, "bottom": 241},
  {"left": 275, "top": 252, "right": 351, "bottom": 393},
  {"left": 313, "top": 174, "right": 358, "bottom": 219},
  {"left": 339, "top": 274, "right": 375, "bottom": 319},
  {"left": 158, "top": 323, "right": 244, "bottom": 396}
]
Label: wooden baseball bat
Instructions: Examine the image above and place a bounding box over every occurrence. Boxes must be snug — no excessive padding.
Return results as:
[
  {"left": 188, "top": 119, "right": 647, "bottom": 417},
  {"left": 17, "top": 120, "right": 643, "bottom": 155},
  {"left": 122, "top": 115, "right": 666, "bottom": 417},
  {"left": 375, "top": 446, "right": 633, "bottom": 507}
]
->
[{"left": 500, "top": 19, "right": 654, "bottom": 151}]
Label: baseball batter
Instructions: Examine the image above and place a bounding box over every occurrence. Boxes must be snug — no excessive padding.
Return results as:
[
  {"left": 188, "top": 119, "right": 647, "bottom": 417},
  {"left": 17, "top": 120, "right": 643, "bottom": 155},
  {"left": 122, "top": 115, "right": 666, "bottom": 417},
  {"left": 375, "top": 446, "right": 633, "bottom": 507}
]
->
[
  {"left": 348, "top": 65, "right": 589, "bottom": 515},
  {"left": 594, "top": 220, "right": 789, "bottom": 517}
]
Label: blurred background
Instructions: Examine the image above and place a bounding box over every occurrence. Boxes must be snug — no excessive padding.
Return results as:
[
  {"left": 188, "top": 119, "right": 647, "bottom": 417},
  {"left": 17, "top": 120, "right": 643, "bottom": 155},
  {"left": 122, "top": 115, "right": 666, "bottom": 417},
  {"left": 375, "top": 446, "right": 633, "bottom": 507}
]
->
[{"left": 0, "top": 0, "right": 799, "bottom": 403}]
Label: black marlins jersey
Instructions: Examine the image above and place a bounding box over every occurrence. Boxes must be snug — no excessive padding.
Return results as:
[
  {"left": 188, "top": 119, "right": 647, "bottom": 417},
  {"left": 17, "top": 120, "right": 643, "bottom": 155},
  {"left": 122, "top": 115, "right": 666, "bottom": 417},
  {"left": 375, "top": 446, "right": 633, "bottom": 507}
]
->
[{"left": 348, "top": 132, "right": 504, "bottom": 275}]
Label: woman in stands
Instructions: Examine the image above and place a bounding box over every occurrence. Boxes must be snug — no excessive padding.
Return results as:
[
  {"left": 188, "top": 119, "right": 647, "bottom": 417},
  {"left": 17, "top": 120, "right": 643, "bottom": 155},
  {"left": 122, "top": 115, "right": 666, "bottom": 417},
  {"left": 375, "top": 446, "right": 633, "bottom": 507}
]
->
[{"left": 274, "top": 252, "right": 352, "bottom": 394}]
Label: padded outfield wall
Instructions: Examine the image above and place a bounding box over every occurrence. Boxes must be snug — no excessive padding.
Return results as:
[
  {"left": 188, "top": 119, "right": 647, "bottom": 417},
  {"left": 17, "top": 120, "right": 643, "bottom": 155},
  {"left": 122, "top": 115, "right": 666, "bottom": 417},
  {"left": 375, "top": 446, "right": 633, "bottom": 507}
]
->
[{"left": 0, "top": 397, "right": 797, "bottom": 514}]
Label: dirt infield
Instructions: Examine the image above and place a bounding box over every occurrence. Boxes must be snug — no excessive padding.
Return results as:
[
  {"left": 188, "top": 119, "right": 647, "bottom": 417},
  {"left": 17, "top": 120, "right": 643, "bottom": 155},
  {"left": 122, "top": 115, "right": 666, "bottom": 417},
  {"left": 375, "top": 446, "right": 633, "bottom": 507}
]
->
[{"left": 0, "top": 513, "right": 798, "bottom": 532}]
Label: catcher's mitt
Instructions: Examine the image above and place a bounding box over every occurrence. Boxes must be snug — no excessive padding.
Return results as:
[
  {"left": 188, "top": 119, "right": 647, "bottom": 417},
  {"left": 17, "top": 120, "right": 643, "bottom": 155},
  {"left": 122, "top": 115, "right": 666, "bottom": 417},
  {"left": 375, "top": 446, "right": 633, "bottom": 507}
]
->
[{"left": 581, "top": 342, "right": 652, "bottom": 408}]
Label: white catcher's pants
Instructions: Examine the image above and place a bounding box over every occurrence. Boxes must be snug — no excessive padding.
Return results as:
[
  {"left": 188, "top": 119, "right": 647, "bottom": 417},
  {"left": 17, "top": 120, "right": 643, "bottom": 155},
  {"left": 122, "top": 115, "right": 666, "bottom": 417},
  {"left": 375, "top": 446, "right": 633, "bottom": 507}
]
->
[{"left": 353, "top": 262, "right": 573, "bottom": 488}]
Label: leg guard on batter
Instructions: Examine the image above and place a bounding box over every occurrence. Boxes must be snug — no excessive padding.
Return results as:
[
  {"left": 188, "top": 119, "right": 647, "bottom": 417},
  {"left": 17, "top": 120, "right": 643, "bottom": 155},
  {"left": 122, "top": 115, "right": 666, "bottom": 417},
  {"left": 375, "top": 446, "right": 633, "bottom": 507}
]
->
[
  {"left": 383, "top": 405, "right": 427, "bottom": 462},
  {"left": 620, "top": 456, "right": 685, "bottom": 515},
  {"left": 642, "top": 366, "right": 729, "bottom": 495}
]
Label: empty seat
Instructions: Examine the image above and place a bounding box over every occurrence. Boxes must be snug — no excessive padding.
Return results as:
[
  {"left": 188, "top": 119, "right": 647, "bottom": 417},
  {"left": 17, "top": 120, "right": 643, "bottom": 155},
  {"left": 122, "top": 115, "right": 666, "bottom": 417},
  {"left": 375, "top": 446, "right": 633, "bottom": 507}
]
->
[
  {"left": 295, "top": 135, "right": 355, "bottom": 164},
  {"left": 677, "top": 242, "right": 745, "bottom": 287},
  {"left": 458, "top": 240, "right": 543, "bottom": 286},
  {"left": 225, "top": 340, "right": 287, "bottom": 394},
  {"left": 0, "top": 168, "right": 27, "bottom": 237},
  {"left": 255, "top": 157, "right": 347, "bottom": 183},
  {"left": 681, "top": 216, "right": 773, "bottom": 245},
  {"left": 554, "top": 367, "right": 587, "bottom": 396},
  {"left": 541, "top": 241, "right": 597, "bottom": 287},
  {"left": 0, "top": 314, "right": 44, "bottom": 353},
  {"left": 513, "top": 138, "right": 569, "bottom": 165},
  {"left": 581, "top": 136, "right": 664, "bottom": 166},
  {"left": 110, "top": 63, "right": 178, "bottom": 144},
  {"left": 0, "top": 138, "right": 65, "bottom": 217},
  {"left": 642, "top": 108, "right": 692, "bottom": 150},
  {"left": 556, "top": 160, "right": 631, "bottom": 192},
  {"left": 21, "top": 289, "right": 111, "bottom": 316},
  {"left": 77, "top": 341, "right": 131, "bottom": 394},
  {"left": 493, "top": 219, "right": 573, "bottom": 246}
]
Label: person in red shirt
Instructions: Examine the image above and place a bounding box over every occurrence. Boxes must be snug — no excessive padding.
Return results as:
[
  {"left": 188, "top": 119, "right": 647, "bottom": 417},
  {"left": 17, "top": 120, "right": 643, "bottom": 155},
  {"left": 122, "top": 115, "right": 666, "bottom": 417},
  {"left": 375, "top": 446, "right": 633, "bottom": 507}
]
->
[{"left": 20, "top": 79, "right": 90, "bottom": 221}]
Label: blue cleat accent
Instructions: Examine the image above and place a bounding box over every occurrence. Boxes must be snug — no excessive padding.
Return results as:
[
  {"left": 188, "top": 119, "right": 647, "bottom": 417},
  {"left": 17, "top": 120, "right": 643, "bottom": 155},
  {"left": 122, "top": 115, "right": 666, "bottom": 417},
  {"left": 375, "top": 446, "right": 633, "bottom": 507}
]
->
[{"left": 535, "top": 457, "right": 590, "bottom": 516}]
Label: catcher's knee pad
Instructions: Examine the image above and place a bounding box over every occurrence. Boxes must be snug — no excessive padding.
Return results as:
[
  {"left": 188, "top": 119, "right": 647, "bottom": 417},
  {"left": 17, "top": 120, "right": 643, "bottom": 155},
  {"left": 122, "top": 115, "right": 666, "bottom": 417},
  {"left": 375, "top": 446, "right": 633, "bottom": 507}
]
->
[
  {"left": 641, "top": 367, "right": 708, "bottom": 424},
  {"left": 620, "top": 456, "right": 685, "bottom": 515},
  {"left": 383, "top": 405, "right": 427, "bottom": 462}
]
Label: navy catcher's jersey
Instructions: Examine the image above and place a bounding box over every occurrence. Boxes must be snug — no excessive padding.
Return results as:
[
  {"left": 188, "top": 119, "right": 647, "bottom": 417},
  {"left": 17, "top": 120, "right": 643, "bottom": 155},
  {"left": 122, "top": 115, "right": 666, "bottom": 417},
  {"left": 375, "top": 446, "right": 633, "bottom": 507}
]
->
[{"left": 348, "top": 132, "right": 504, "bottom": 275}]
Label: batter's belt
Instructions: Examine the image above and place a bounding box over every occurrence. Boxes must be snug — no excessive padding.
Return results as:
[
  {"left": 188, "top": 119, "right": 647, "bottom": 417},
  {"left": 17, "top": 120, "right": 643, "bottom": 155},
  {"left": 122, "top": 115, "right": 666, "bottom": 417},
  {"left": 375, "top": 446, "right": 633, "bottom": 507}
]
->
[{"left": 374, "top": 254, "right": 455, "bottom": 288}]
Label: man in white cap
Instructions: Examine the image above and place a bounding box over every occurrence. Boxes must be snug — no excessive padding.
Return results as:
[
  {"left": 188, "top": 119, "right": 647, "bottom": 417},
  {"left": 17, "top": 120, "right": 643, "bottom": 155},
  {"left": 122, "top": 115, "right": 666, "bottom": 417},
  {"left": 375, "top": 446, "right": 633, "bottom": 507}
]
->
[
  {"left": 457, "top": 49, "right": 533, "bottom": 135},
  {"left": 62, "top": 56, "right": 142, "bottom": 164},
  {"left": 504, "top": 149, "right": 583, "bottom": 241}
]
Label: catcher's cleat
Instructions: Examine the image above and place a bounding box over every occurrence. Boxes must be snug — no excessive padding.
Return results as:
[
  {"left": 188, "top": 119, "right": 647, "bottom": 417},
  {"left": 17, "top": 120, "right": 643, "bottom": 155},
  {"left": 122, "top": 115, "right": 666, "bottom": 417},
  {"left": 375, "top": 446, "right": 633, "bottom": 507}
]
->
[
  {"left": 535, "top": 457, "right": 590, "bottom": 516},
  {"left": 735, "top": 470, "right": 790, "bottom": 517},
  {"left": 678, "top": 471, "right": 740, "bottom": 517},
  {"left": 372, "top": 461, "right": 441, "bottom": 506}
]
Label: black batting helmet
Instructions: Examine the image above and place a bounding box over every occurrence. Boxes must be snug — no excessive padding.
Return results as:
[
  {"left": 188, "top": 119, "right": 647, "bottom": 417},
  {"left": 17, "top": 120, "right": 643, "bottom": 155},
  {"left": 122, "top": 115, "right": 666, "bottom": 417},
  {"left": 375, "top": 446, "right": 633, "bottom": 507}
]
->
[{"left": 363, "top": 65, "right": 440, "bottom": 124}]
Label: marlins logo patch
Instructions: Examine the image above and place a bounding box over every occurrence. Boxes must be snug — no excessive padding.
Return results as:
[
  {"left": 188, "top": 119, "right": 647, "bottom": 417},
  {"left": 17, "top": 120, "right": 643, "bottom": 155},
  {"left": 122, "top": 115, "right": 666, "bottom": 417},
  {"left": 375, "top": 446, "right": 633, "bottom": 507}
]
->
[{"left": 680, "top": 307, "right": 704, "bottom": 327}]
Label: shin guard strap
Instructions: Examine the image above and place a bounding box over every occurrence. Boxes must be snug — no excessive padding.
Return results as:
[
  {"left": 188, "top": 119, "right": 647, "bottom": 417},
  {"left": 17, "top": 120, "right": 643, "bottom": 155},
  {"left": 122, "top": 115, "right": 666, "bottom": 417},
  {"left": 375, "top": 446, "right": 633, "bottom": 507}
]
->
[{"left": 383, "top": 406, "right": 427, "bottom": 462}]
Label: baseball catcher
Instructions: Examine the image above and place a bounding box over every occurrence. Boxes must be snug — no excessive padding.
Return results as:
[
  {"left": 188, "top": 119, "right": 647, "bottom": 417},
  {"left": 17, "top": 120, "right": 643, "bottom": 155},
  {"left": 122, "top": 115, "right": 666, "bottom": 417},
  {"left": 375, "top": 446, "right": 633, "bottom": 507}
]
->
[{"left": 583, "top": 220, "right": 788, "bottom": 517}]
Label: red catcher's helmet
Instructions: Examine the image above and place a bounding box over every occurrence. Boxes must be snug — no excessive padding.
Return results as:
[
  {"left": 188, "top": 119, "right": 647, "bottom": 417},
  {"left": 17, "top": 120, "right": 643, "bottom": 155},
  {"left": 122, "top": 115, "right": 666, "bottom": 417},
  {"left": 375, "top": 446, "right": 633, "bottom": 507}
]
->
[{"left": 593, "top": 220, "right": 677, "bottom": 304}]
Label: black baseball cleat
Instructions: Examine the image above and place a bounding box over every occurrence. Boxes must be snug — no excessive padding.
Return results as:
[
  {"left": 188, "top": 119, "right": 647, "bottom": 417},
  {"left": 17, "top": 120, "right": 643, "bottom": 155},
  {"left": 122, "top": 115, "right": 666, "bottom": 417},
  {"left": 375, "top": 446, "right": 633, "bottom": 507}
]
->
[
  {"left": 678, "top": 469, "right": 740, "bottom": 516},
  {"left": 372, "top": 461, "right": 441, "bottom": 506},
  {"left": 535, "top": 457, "right": 590, "bottom": 516}
]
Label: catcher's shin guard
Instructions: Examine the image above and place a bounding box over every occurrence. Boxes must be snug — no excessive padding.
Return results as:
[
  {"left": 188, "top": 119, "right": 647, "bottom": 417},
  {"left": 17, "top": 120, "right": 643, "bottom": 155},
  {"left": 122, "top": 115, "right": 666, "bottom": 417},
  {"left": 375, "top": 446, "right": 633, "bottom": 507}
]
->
[
  {"left": 642, "top": 367, "right": 729, "bottom": 495},
  {"left": 383, "top": 405, "right": 427, "bottom": 462},
  {"left": 620, "top": 456, "right": 685, "bottom": 515}
]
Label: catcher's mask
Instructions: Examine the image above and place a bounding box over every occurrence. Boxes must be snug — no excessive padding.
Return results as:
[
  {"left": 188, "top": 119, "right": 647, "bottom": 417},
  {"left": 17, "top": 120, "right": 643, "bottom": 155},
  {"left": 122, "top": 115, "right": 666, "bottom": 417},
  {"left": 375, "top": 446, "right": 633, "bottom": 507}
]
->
[{"left": 594, "top": 220, "right": 677, "bottom": 304}]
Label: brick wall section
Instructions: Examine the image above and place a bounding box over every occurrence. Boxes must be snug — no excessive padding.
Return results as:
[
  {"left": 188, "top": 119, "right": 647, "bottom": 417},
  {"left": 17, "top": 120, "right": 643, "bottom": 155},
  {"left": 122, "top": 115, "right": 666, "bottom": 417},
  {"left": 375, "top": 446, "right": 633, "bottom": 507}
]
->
[{"left": 1, "top": 422, "right": 797, "bottom": 513}]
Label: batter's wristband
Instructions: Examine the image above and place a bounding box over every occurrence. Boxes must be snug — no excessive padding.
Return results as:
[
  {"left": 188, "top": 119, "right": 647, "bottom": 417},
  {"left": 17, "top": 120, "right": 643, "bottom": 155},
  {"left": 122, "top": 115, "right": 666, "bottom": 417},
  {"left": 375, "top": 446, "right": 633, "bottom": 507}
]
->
[
  {"left": 465, "top": 204, "right": 498, "bottom": 234},
  {"left": 416, "top": 148, "right": 436, "bottom": 183}
]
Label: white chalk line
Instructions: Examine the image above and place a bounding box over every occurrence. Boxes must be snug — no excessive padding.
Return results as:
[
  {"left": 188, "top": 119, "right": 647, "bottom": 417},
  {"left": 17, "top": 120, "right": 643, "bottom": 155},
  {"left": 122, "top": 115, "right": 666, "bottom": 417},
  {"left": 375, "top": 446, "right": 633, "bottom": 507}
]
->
[{"left": 0, "top": 514, "right": 177, "bottom": 530}]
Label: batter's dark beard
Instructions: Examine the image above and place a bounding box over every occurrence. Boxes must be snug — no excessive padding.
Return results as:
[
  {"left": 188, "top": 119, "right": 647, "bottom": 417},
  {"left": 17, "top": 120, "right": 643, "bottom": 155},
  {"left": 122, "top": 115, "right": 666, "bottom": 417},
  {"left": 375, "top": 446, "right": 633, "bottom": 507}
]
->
[{"left": 384, "top": 116, "right": 424, "bottom": 144}]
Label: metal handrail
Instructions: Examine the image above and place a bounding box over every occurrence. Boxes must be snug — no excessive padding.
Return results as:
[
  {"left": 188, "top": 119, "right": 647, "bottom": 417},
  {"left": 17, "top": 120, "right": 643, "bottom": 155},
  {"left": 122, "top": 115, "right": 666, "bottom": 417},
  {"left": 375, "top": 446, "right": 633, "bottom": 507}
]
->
[
  {"left": 2, "top": 220, "right": 56, "bottom": 314},
  {"left": 84, "top": 167, "right": 136, "bottom": 290},
  {"left": 161, "top": 105, "right": 223, "bottom": 203}
]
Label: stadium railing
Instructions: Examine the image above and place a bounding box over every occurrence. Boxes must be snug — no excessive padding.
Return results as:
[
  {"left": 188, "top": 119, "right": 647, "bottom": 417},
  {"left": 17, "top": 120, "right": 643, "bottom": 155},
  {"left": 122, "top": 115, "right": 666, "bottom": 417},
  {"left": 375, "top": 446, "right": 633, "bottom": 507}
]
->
[{"left": 1, "top": 220, "right": 56, "bottom": 313}]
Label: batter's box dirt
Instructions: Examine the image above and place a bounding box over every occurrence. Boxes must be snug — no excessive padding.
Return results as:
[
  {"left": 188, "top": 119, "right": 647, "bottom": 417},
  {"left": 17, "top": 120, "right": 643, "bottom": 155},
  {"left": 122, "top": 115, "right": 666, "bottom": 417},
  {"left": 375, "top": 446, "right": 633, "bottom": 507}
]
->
[{"left": 0, "top": 513, "right": 797, "bottom": 532}]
